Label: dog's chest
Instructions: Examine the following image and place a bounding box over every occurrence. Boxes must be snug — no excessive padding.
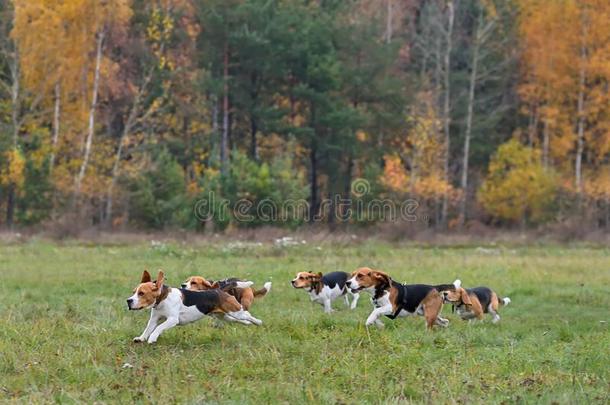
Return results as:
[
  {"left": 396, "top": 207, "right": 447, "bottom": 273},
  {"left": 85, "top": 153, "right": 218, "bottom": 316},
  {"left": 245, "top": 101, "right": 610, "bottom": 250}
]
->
[{"left": 373, "top": 290, "right": 420, "bottom": 317}]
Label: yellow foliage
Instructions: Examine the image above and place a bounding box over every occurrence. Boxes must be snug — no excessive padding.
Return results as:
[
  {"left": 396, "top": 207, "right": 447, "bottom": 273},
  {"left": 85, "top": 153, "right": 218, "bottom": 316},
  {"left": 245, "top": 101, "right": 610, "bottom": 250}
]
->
[
  {"left": 518, "top": 0, "right": 610, "bottom": 185},
  {"left": 382, "top": 91, "right": 453, "bottom": 201},
  {"left": 584, "top": 167, "right": 610, "bottom": 200},
  {"left": 478, "top": 139, "right": 557, "bottom": 223},
  {"left": 0, "top": 149, "right": 26, "bottom": 189}
]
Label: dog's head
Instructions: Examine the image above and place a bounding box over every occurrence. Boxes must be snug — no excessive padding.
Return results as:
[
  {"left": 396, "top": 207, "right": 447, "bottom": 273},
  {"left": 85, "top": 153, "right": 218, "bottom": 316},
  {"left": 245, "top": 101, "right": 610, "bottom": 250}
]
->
[
  {"left": 346, "top": 267, "right": 391, "bottom": 293},
  {"left": 442, "top": 279, "right": 472, "bottom": 307},
  {"left": 291, "top": 272, "right": 322, "bottom": 289},
  {"left": 126, "top": 270, "right": 165, "bottom": 310},
  {"left": 182, "top": 276, "right": 218, "bottom": 291}
]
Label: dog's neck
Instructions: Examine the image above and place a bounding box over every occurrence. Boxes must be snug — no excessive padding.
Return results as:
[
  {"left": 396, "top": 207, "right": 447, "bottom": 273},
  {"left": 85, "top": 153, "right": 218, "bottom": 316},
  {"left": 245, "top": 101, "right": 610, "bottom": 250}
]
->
[
  {"left": 308, "top": 279, "right": 323, "bottom": 295},
  {"left": 372, "top": 279, "right": 393, "bottom": 301},
  {"left": 154, "top": 285, "right": 170, "bottom": 307}
]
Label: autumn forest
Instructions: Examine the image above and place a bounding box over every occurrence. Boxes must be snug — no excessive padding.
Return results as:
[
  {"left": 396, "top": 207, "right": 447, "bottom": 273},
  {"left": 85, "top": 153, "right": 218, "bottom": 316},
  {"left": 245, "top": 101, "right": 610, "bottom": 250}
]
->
[{"left": 0, "top": 0, "right": 608, "bottom": 233}]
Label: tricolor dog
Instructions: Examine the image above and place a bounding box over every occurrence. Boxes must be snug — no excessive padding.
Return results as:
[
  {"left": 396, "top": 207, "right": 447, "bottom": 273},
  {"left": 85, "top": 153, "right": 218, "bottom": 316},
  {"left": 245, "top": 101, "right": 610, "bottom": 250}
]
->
[
  {"left": 443, "top": 279, "right": 511, "bottom": 323},
  {"left": 126, "top": 270, "right": 262, "bottom": 344},
  {"left": 182, "top": 276, "right": 272, "bottom": 311},
  {"left": 346, "top": 267, "right": 455, "bottom": 329},
  {"left": 291, "top": 271, "right": 360, "bottom": 313}
]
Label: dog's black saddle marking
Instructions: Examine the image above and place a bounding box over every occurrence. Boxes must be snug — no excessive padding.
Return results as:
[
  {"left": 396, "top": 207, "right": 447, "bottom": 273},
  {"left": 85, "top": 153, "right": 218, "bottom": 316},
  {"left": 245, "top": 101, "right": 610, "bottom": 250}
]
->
[
  {"left": 467, "top": 287, "right": 493, "bottom": 313},
  {"left": 384, "top": 283, "right": 436, "bottom": 318},
  {"left": 180, "top": 288, "right": 223, "bottom": 315},
  {"left": 321, "top": 272, "right": 348, "bottom": 290}
]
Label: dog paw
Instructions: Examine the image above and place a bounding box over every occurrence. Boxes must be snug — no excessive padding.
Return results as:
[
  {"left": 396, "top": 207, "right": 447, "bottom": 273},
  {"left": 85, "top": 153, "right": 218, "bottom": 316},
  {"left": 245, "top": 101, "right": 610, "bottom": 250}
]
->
[
  {"left": 133, "top": 337, "right": 145, "bottom": 343},
  {"left": 147, "top": 339, "right": 157, "bottom": 344},
  {"left": 250, "top": 318, "right": 263, "bottom": 326}
]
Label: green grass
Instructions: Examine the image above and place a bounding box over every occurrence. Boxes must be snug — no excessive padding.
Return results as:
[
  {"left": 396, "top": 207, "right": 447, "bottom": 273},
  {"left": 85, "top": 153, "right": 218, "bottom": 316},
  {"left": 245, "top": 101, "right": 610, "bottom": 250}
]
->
[{"left": 0, "top": 241, "right": 608, "bottom": 404}]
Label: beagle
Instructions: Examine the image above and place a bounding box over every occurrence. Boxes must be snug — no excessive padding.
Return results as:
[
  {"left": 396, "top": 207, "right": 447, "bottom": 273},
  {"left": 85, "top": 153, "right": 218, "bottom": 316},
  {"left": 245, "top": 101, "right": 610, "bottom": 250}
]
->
[
  {"left": 291, "top": 271, "right": 360, "bottom": 313},
  {"left": 126, "top": 270, "right": 262, "bottom": 344},
  {"left": 443, "top": 279, "right": 511, "bottom": 323},
  {"left": 346, "top": 267, "right": 455, "bottom": 329},
  {"left": 182, "top": 276, "right": 272, "bottom": 311}
]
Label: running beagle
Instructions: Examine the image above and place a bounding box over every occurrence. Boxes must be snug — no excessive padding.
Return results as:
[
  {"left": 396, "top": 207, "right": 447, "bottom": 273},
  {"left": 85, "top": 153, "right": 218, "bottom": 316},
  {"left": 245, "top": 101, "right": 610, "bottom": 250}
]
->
[
  {"left": 126, "top": 270, "right": 262, "bottom": 344},
  {"left": 291, "top": 271, "right": 360, "bottom": 313},
  {"left": 346, "top": 267, "right": 455, "bottom": 329},
  {"left": 182, "top": 276, "right": 271, "bottom": 311},
  {"left": 443, "top": 279, "right": 511, "bottom": 323}
]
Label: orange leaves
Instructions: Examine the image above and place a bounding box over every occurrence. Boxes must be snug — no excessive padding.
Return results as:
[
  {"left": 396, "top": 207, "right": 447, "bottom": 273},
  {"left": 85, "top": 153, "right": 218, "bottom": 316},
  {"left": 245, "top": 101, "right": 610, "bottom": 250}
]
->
[
  {"left": 381, "top": 91, "right": 453, "bottom": 201},
  {"left": 517, "top": 0, "right": 610, "bottom": 194},
  {"left": 381, "top": 155, "right": 408, "bottom": 191}
]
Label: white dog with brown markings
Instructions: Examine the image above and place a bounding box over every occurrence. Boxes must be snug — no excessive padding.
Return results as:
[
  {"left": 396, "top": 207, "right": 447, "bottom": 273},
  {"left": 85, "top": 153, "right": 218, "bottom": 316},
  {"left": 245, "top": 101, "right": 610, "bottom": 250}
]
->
[
  {"left": 291, "top": 271, "right": 359, "bottom": 313},
  {"left": 126, "top": 270, "right": 262, "bottom": 344},
  {"left": 346, "top": 267, "right": 455, "bottom": 329}
]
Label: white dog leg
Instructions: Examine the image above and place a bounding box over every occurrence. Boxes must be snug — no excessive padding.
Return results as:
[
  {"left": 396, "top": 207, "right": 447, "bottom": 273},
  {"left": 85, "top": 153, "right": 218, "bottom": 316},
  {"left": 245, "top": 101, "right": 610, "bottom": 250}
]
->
[
  {"left": 147, "top": 317, "right": 179, "bottom": 344},
  {"left": 134, "top": 312, "right": 160, "bottom": 342}
]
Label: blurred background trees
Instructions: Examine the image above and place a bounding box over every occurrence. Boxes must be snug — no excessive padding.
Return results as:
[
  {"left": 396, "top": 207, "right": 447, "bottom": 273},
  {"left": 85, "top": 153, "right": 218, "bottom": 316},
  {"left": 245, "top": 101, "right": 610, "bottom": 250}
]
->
[{"left": 0, "top": 0, "right": 608, "bottom": 232}]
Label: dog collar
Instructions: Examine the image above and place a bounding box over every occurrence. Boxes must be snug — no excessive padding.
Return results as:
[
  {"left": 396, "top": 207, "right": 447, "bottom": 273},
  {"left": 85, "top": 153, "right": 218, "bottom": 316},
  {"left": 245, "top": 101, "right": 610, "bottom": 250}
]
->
[{"left": 154, "top": 285, "right": 170, "bottom": 308}]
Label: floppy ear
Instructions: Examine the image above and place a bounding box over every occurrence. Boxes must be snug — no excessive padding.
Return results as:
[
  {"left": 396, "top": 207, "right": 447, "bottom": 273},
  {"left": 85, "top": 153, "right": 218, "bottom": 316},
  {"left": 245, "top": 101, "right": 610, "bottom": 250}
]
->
[
  {"left": 372, "top": 271, "right": 390, "bottom": 284},
  {"left": 155, "top": 270, "right": 165, "bottom": 290},
  {"left": 460, "top": 288, "right": 472, "bottom": 306},
  {"left": 202, "top": 279, "right": 215, "bottom": 289},
  {"left": 141, "top": 270, "right": 152, "bottom": 283}
]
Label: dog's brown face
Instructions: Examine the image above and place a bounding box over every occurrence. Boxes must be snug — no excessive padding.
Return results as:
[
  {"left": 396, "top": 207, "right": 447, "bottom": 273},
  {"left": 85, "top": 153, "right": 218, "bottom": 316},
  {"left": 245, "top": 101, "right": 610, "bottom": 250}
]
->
[
  {"left": 443, "top": 287, "right": 472, "bottom": 307},
  {"left": 291, "top": 272, "right": 321, "bottom": 289},
  {"left": 346, "top": 267, "right": 390, "bottom": 292},
  {"left": 127, "top": 270, "right": 164, "bottom": 310},
  {"left": 182, "top": 276, "right": 218, "bottom": 291}
]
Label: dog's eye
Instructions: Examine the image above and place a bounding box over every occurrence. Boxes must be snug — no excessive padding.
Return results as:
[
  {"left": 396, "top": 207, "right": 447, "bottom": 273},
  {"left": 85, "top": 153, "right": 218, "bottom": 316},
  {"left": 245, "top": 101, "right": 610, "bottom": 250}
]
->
[
  {"left": 138, "top": 291, "right": 144, "bottom": 296},
  {"left": 357, "top": 274, "right": 363, "bottom": 279}
]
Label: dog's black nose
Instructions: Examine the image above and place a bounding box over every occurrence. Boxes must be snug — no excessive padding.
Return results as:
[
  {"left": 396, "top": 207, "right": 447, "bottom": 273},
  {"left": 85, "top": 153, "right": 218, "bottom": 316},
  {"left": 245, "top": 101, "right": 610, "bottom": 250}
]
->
[
  {"left": 126, "top": 299, "right": 133, "bottom": 308},
  {"left": 346, "top": 281, "right": 351, "bottom": 287},
  {"left": 181, "top": 283, "right": 187, "bottom": 288}
]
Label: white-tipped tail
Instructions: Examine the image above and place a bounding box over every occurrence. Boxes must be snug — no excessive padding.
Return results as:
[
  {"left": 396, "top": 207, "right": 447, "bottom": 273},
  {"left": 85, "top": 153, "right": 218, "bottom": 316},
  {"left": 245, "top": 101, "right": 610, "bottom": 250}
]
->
[
  {"left": 235, "top": 281, "right": 254, "bottom": 289},
  {"left": 263, "top": 281, "right": 272, "bottom": 292},
  {"left": 453, "top": 279, "right": 462, "bottom": 288},
  {"left": 502, "top": 297, "right": 511, "bottom": 306}
]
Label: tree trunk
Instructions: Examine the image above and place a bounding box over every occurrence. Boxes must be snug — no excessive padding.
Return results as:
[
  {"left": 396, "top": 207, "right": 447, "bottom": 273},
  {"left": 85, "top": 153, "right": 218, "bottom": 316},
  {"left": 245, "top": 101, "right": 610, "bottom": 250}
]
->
[
  {"left": 6, "top": 48, "right": 20, "bottom": 228},
  {"left": 386, "top": 0, "right": 393, "bottom": 44},
  {"left": 575, "top": 45, "right": 586, "bottom": 207},
  {"left": 309, "top": 146, "right": 318, "bottom": 223},
  {"left": 250, "top": 116, "right": 258, "bottom": 160},
  {"left": 75, "top": 29, "right": 105, "bottom": 202},
  {"left": 10, "top": 50, "right": 19, "bottom": 148},
  {"left": 6, "top": 184, "right": 15, "bottom": 228},
  {"left": 50, "top": 82, "right": 61, "bottom": 174},
  {"left": 459, "top": 12, "right": 480, "bottom": 229},
  {"left": 343, "top": 153, "right": 354, "bottom": 221},
  {"left": 440, "top": 0, "right": 454, "bottom": 229},
  {"left": 221, "top": 42, "right": 230, "bottom": 176},
  {"left": 105, "top": 64, "right": 156, "bottom": 226},
  {"left": 212, "top": 94, "right": 219, "bottom": 151},
  {"left": 542, "top": 118, "right": 550, "bottom": 169}
]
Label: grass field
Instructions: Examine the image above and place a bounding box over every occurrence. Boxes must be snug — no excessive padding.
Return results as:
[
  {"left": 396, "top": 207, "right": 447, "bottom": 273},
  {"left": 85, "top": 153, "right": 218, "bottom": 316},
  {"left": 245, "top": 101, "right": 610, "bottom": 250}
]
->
[{"left": 0, "top": 240, "right": 608, "bottom": 404}]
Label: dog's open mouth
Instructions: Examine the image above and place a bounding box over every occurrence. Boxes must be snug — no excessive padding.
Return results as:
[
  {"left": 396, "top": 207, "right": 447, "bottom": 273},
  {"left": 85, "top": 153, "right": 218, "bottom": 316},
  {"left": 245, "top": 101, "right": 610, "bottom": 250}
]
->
[{"left": 350, "top": 287, "right": 363, "bottom": 293}]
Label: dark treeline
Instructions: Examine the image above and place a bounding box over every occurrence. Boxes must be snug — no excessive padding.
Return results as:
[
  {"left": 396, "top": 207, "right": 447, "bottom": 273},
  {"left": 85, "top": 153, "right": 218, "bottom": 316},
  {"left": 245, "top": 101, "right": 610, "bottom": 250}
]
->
[{"left": 0, "top": 0, "right": 608, "bottom": 232}]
